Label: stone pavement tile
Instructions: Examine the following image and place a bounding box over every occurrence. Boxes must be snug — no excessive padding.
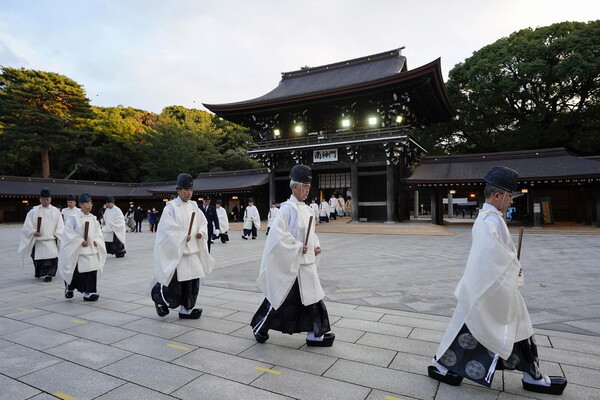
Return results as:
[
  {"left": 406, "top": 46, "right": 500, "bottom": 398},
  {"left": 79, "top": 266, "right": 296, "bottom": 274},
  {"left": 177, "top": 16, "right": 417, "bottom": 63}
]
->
[
  {"left": 358, "top": 306, "right": 452, "bottom": 322},
  {"left": 550, "top": 335, "right": 600, "bottom": 356},
  {"left": 37, "top": 301, "right": 96, "bottom": 316},
  {"left": 198, "top": 304, "right": 238, "bottom": 319},
  {"left": 497, "top": 393, "right": 537, "bottom": 400},
  {"left": 223, "top": 310, "right": 254, "bottom": 324},
  {"left": 239, "top": 342, "right": 337, "bottom": 375},
  {"left": 129, "top": 296, "right": 155, "bottom": 307},
  {"left": 357, "top": 332, "right": 438, "bottom": 357},
  {"left": 326, "top": 305, "right": 384, "bottom": 321},
  {"left": 96, "top": 382, "right": 177, "bottom": 400},
  {"left": 76, "top": 308, "right": 143, "bottom": 326},
  {"left": 112, "top": 333, "right": 196, "bottom": 362},
  {"left": 435, "top": 383, "right": 500, "bottom": 400},
  {"left": 333, "top": 317, "right": 413, "bottom": 337},
  {"left": 214, "top": 290, "right": 264, "bottom": 303},
  {"left": 195, "top": 294, "right": 232, "bottom": 307},
  {"left": 28, "top": 394, "right": 58, "bottom": 400},
  {"left": 1, "top": 326, "right": 76, "bottom": 350},
  {"left": 324, "top": 359, "right": 437, "bottom": 400},
  {"left": 532, "top": 334, "right": 551, "bottom": 348},
  {"left": 173, "top": 315, "right": 246, "bottom": 334},
  {"left": 538, "top": 346, "right": 598, "bottom": 370},
  {"left": 45, "top": 338, "right": 132, "bottom": 369},
  {"left": 252, "top": 365, "right": 371, "bottom": 400},
  {"left": 62, "top": 321, "right": 138, "bottom": 344},
  {"left": 379, "top": 314, "right": 449, "bottom": 332},
  {"left": 175, "top": 328, "right": 256, "bottom": 355},
  {"left": 173, "top": 374, "right": 291, "bottom": 400},
  {"left": 0, "top": 338, "right": 10, "bottom": 348},
  {"left": 98, "top": 290, "right": 147, "bottom": 303},
  {"left": 100, "top": 354, "right": 201, "bottom": 394},
  {"left": 91, "top": 298, "right": 146, "bottom": 313},
  {"left": 120, "top": 317, "right": 195, "bottom": 339},
  {"left": 535, "top": 328, "right": 600, "bottom": 344},
  {"left": 503, "top": 369, "right": 600, "bottom": 400},
  {"left": 20, "top": 360, "right": 125, "bottom": 399},
  {"left": 3, "top": 307, "right": 48, "bottom": 320},
  {"left": 219, "top": 299, "right": 262, "bottom": 313},
  {"left": 388, "top": 351, "right": 431, "bottom": 375},
  {"left": 0, "top": 316, "right": 32, "bottom": 335},
  {"left": 20, "top": 312, "right": 92, "bottom": 331},
  {"left": 0, "top": 344, "right": 62, "bottom": 378},
  {"left": 124, "top": 304, "right": 163, "bottom": 318},
  {"left": 230, "top": 325, "right": 308, "bottom": 349},
  {"left": 326, "top": 325, "right": 366, "bottom": 343},
  {"left": 562, "top": 364, "right": 600, "bottom": 389},
  {"left": 303, "top": 340, "right": 396, "bottom": 368},
  {"left": 173, "top": 347, "right": 272, "bottom": 384},
  {"left": 408, "top": 327, "right": 443, "bottom": 343},
  {"left": 0, "top": 374, "right": 41, "bottom": 400},
  {"left": 365, "top": 389, "right": 420, "bottom": 400}
]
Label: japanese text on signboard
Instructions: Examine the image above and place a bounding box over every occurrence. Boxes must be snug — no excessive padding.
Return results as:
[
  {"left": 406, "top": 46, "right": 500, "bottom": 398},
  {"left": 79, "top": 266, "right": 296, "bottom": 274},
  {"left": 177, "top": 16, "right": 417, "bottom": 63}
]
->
[{"left": 313, "top": 149, "right": 338, "bottom": 162}]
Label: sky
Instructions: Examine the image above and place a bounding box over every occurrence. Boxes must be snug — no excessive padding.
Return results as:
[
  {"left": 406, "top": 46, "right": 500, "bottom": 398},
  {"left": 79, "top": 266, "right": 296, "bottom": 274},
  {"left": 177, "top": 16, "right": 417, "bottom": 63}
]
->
[{"left": 1, "top": 0, "right": 599, "bottom": 114}]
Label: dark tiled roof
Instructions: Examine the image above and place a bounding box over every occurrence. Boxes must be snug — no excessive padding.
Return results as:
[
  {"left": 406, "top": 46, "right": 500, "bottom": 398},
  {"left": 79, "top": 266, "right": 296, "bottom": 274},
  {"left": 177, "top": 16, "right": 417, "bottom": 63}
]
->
[
  {"left": 0, "top": 169, "right": 269, "bottom": 198},
  {"left": 406, "top": 148, "right": 600, "bottom": 183}
]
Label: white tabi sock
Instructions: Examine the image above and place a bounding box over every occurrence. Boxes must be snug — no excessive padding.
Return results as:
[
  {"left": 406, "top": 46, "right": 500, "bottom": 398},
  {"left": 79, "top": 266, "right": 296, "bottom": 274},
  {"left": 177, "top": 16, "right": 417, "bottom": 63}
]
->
[
  {"left": 523, "top": 372, "right": 551, "bottom": 386},
  {"left": 179, "top": 306, "right": 192, "bottom": 315},
  {"left": 431, "top": 358, "right": 449, "bottom": 375},
  {"left": 306, "top": 332, "right": 323, "bottom": 341}
]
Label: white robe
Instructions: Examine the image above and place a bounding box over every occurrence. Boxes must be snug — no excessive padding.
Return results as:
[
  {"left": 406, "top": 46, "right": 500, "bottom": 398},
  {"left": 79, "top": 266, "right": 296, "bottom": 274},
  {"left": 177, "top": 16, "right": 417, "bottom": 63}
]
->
[
  {"left": 61, "top": 206, "right": 81, "bottom": 221},
  {"left": 267, "top": 207, "right": 280, "bottom": 228},
  {"left": 257, "top": 196, "right": 324, "bottom": 309},
  {"left": 58, "top": 213, "right": 107, "bottom": 285},
  {"left": 153, "top": 198, "right": 215, "bottom": 286},
  {"left": 216, "top": 206, "right": 229, "bottom": 233},
  {"left": 102, "top": 205, "right": 127, "bottom": 245},
  {"left": 243, "top": 205, "right": 261, "bottom": 230},
  {"left": 319, "top": 201, "right": 330, "bottom": 217},
  {"left": 436, "top": 204, "right": 534, "bottom": 360},
  {"left": 18, "top": 205, "right": 64, "bottom": 261}
]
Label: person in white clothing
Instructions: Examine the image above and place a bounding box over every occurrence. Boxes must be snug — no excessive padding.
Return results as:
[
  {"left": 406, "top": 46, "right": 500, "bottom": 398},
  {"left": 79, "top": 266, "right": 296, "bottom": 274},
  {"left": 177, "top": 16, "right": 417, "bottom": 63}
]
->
[
  {"left": 242, "top": 198, "right": 261, "bottom": 240},
  {"left": 61, "top": 194, "right": 81, "bottom": 221},
  {"left": 319, "top": 199, "right": 330, "bottom": 223},
  {"left": 151, "top": 173, "right": 215, "bottom": 319},
  {"left": 101, "top": 196, "right": 126, "bottom": 258},
  {"left": 328, "top": 193, "right": 338, "bottom": 220},
  {"left": 58, "top": 193, "right": 106, "bottom": 301},
  {"left": 18, "top": 188, "right": 64, "bottom": 282},
  {"left": 251, "top": 164, "right": 335, "bottom": 347},
  {"left": 428, "top": 166, "right": 567, "bottom": 396},
  {"left": 214, "top": 199, "right": 229, "bottom": 243},
  {"left": 266, "top": 201, "right": 279, "bottom": 236}
]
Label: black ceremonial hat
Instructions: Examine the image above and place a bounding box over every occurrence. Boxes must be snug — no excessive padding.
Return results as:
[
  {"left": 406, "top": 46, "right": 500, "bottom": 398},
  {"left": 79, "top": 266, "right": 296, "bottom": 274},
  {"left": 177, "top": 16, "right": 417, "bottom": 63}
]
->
[
  {"left": 40, "top": 187, "right": 51, "bottom": 198},
  {"left": 216, "top": 199, "right": 223, "bottom": 205},
  {"left": 66, "top": 193, "right": 77, "bottom": 201},
  {"left": 483, "top": 166, "right": 519, "bottom": 193},
  {"left": 176, "top": 173, "right": 194, "bottom": 189},
  {"left": 78, "top": 193, "right": 92, "bottom": 203},
  {"left": 289, "top": 164, "right": 312, "bottom": 184},
  {"left": 105, "top": 196, "right": 115, "bottom": 203}
]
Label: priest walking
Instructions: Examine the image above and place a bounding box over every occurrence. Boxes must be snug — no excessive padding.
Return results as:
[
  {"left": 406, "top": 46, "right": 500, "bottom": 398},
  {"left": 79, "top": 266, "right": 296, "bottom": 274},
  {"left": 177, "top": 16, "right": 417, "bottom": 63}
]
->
[
  {"left": 151, "top": 173, "right": 215, "bottom": 319},
  {"left": 242, "top": 198, "right": 261, "bottom": 240},
  {"left": 18, "top": 188, "right": 64, "bottom": 282},
  {"left": 251, "top": 165, "right": 335, "bottom": 347},
  {"left": 61, "top": 194, "right": 81, "bottom": 220},
  {"left": 428, "top": 166, "right": 567, "bottom": 395},
  {"left": 101, "top": 196, "right": 127, "bottom": 258}
]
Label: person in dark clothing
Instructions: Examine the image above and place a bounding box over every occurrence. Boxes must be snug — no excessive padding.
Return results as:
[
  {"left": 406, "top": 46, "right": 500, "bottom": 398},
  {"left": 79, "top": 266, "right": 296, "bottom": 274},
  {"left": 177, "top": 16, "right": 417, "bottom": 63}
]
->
[
  {"left": 133, "top": 206, "right": 145, "bottom": 232},
  {"left": 199, "top": 197, "right": 220, "bottom": 253}
]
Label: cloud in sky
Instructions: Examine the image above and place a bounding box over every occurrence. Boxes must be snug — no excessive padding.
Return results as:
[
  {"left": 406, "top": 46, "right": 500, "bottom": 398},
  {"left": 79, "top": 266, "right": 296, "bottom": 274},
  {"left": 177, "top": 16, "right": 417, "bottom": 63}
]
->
[{"left": 1, "top": 0, "right": 599, "bottom": 113}]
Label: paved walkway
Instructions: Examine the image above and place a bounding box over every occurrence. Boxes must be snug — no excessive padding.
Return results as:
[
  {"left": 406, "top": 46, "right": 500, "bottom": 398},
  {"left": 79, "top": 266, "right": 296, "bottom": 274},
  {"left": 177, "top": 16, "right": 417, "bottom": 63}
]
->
[{"left": 1, "top": 221, "right": 599, "bottom": 399}]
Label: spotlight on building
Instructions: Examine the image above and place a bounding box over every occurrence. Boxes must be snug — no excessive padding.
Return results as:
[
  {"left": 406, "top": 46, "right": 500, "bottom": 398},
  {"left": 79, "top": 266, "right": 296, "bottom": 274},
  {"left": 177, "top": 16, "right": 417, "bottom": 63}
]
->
[
  {"left": 273, "top": 129, "right": 281, "bottom": 137},
  {"left": 368, "top": 116, "right": 378, "bottom": 126},
  {"left": 294, "top": 125, "right": 303, "bottom": 133},
  {"left": 341, "top": 118, "right": 351, "bottom": 128}
]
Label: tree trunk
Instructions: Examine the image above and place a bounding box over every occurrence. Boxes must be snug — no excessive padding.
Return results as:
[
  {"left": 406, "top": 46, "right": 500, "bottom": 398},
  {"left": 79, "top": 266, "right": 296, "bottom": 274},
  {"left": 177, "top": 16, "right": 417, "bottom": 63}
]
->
[{"left": 41, "top": 148, "right": 50, "bottom": 178}]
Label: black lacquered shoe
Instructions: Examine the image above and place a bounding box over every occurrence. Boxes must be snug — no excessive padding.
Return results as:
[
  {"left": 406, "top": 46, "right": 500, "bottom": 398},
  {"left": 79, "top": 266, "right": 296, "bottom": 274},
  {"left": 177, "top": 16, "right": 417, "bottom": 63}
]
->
[
  {"left": 155, "top": 303, "right": 169, "bottom": 317},
  {"left": 83, "top": 294, "right": 99, "bottom": 302},
  {"left": 179, "top": 308, "right": 202, "bottom": 319},
  {"left": 427, "top": 365, "right": 463, "bottom": 386},
  {"left": 306, "top": 332, "right": 335, "bottom": 347},
  {"left": 522, "top": 376, "right": 567, "bottom": 395},
  {"left": 44, "top": 276, "right": 52, "bottom": 282},
  {"left": 254, "top": 331, "right": 269, "bottom": 343},
  {"left": 64, "top": 289, "right": 74, "bottom": 299}
]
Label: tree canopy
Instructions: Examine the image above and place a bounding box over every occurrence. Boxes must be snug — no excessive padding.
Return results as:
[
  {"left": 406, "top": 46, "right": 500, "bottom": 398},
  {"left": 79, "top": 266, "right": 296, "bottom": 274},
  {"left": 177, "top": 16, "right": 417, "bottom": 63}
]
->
[{"left": 419, "top": 20, "right": 600, "bottom": 155}]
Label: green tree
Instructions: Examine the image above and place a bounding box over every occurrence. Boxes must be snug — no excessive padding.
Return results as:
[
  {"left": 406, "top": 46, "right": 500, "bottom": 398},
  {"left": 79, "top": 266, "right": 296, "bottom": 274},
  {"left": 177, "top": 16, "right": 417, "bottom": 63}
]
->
[
  {"left": 428, "top": 20, "right": 600, "bottom": 155},
  {"left": 0, "top": 67, "right": 94, "bottom": 177}
]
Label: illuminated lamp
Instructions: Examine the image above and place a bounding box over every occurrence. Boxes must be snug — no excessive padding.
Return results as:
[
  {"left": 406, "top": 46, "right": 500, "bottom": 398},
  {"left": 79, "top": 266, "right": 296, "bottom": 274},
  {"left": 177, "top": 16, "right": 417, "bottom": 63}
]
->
[
  {"left": 232, "top": 196, "right": 238, "bottom": 200},
  {"left": 521, "top": 188, "right": 528, "bottom": 193},
  {"left": 294, "top": 125, "right": 303, "bottom": 133},
  {"left": 396, "top": 115, "right": 404, "bottom": 124},
  {"left": 469, "top": 193, "right": 476, "bottom": 198},
  {"left": 368, "top": 116, "right": 378, "bottom": 126},
  {"left": 341, "top": 118, "right": 351, "bottom": 128},
  {"left": 273, "top": 129, "right": 281, "bottom": 137},
  {"left": 449, "top": 190, "right": 456, "bottom": 194}
]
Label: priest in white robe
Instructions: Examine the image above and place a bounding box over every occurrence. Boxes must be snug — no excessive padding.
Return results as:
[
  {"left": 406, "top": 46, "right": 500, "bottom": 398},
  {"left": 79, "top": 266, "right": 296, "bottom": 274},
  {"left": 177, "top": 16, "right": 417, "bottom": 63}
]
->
[
  {"left": 251, "top": 164, "right": 334, "bottom": 347},
  {"left": 266, "top": 201, "right": 279, "bottom": 235},
  {"left": 242, "top": 198, "right": 261, "bottom": 240},
  {"left": 214, "top": 199, "right": 229, "bottom": 243},
  {"left": 18, "top": 188, "right": 64, "bottom": 282},
  {"left": 61, "top": 193, "right": 81, "bottom": 220},
  {"left": 151, "top": 173, "right": 215, "bottom": 319},
  {"left": 428, "top": 166, "right": 567, "bottom": 396},
  {"left": 101, "top": 196, "right": 127, "bottom": 258},
  {"left": 58, "top": 193, "right": 106, "bottom": 301}
]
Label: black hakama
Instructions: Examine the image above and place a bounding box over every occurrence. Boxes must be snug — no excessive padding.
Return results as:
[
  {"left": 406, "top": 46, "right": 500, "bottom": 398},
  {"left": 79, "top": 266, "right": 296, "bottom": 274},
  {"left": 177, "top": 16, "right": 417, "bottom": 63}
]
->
[
  {"left": 243, "top": 224, "right": 257, "bottom": 238},
  {"left": 151, "top": 271, "right": 200, "bottom": 310},
  {"left": 66, "top": 267, "right": 97, "bottom": 294},
  {"left": 251, "top": 280, "right": 331, "bottom": 337},
  {"left": 437, "top": 324, "right": 543, "bottom": 387},
  {"left": 31, "top": 247, "right": 58, "bottom": 278},
  {"left": 105, "top": 234, "right": 126, "bottom": 257}
]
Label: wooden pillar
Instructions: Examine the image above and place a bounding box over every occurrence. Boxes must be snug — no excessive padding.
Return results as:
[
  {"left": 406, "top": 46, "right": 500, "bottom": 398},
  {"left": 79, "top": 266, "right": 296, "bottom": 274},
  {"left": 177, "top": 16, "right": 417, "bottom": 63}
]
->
[
  {"left": 385, "top": 164, "right": 396, "bottom": 223},
  {"left": 413, "top": 190, "right": 419, "bottom": 218},
  {"left": 351, "top": 162, "right": 359, "bottom": 222},
  {"left": 431, "top": 190, "right": 444, "bottom": 225},
  {"left": 447, "top": 192, "right": 454, "bottom": 218},
  {"left": 269, "top": 170, "right": 276, "bottom": 206}
]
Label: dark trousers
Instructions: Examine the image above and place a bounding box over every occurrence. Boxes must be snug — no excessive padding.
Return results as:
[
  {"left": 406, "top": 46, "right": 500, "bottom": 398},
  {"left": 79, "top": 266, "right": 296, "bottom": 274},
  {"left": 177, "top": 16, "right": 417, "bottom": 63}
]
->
[
  {"left": 151, "top": 271, "right": 200, "bottom": 311},
  {"left": 66, "top": 267, "right": 97, "bottom": 293},
  {"left": 106, "top": 234, "right": 126, "bottom": 257},
  {"left": 31, "top": 246, "right": 58, "bottom": 277},
  {"left": 135, "top": 220, "right": 142, "bottom": 232},
  {"left": 243, "top": 224, "right": 257, "bottom": 238}
]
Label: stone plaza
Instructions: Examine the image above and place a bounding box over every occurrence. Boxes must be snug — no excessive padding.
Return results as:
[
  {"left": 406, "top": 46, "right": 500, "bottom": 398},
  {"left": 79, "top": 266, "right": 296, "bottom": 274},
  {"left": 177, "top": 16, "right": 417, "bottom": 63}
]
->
[{"left": 1, "top": 220, "right": 599, "bottom": 399}]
